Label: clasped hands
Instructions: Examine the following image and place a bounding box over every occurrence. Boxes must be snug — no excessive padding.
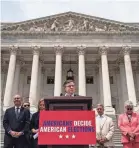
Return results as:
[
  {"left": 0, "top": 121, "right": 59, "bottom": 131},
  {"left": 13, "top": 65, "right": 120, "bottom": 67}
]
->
[
  {"left": 97, "top": 137, "right": 108, "bottom": 144},
  {"left": 127, "top": 132, "right": 136, "bottom": 141},
  {"left": 32, "top": 129, "right": 38, "bottom": 134},
  {"left": 9, "top": 131, "right": 23, "bottom": 138}
]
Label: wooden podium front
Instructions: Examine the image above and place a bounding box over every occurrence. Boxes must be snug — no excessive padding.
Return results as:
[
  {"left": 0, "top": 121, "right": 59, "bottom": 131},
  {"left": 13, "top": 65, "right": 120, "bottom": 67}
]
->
[{"left": 44, "top": 96, "right": 93, "bottom": 148}]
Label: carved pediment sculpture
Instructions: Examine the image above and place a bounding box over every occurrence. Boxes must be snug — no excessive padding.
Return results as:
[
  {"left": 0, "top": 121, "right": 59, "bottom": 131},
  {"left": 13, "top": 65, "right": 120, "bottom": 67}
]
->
[
  {"left": 16, "top": 24, "right": 25, "bottom": 31},
  {"left": 63, "top": 18, "right": 74, "bottom": 31},
  {"left": 50, "top": 19, "right": 59, "bottom": 31},
  {"left": 29, "top": 22, "right": 44, "bottom": 32},
  {"left": 1, "top": 12, "right": 139, "bottom": 33}
]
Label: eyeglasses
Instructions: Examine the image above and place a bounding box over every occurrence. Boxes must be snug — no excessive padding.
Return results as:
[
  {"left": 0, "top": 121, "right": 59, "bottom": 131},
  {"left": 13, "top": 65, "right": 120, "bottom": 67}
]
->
[
  {"left": 97, "top": 108, "right": 102, "bottom": 111},
  {"left": 24, "top": 105, "right": 30, "bottom": 107},
  {"left": 66, "top": 85, "right": 75, "bottom": 88},
  {"left": 127, "top": 108, "right": 133, "bottom": 111},
  {"left": 14, "top": 97, "right": 20, "bottom": 99}
]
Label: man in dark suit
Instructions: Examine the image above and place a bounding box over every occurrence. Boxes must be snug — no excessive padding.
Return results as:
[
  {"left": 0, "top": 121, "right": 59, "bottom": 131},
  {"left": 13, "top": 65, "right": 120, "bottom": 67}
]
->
[
  {"left": 23, "top": 101, "right": 32, "bottom": 148},
  {"left": 3, "top": 94, "right": 30, "bottom": 148},
  {"left": 23, "top": 101, "right": 32, "bottom": 120},
  {"left": 60, "top": 80, "right": 78, "bottom": 96}
]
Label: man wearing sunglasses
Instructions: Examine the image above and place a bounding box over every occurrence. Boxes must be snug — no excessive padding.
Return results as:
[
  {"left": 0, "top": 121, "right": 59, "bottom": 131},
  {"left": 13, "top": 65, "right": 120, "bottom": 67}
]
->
[
  {"left": 60, "top": 80, "right": 78, "bottom": 96},
  {"left": 118, "top": 100, "right": 139, "bottom": 148},
  {"left": 23, "top": 102, "right": 30, "bottom": 110},
  {"left": 3, "top": 94, "right": 30, "bottom": 148},
  {"left": 23, "top": 101, "right": 32, "bottom": 148},
  {"left": 95, "top": 104, "right": 115, "bottom": 148}
]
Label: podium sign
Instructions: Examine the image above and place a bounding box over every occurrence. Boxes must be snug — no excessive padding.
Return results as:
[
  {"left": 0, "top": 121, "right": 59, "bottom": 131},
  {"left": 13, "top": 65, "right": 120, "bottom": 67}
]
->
[{"left": 38, "top": 111, "right": 96, "bottom": 145}]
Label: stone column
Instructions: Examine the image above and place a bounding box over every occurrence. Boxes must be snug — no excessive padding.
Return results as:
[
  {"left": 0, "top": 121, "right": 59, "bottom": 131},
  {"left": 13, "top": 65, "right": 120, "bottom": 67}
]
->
[
  {"left": 122, "top": 46, "right": 137, "bottom": 106},
  {"left": 12, "top": 59, "right": 23, "bottom": 95},
  {"left": 135, "top": 60, "right": 139, "bottom": 104},
  {"left": 37, "top": 59, "right": 43, "bottom": 99},
  {"left": 99, "top": 46, "right": 115, "bottom": 114},
  {"left": 96, "top": 59, "right": 104, "bottom": 104},
  {"left": 77, "top": 46, "right": 86, "bottom": 96},
  {"left": 1, "top": 66, "right": 7, "bottom": 100},
  {"left": 117, "top": 58, "right": 128, "bottom": 112},
  {"left": 54, "top": 46, "right": 63, "bottom": 96},
  {"left": 41, "top": 67, "right": 46, "bottom": 97},
  {"left": 136, "top": 72, "right": 139, "bottom": 103},
  {"left": 114, "top": 67, "right": 121, "bottom": 114},
  {"left": 3, "top": 46, "right": 18, "bottom": 111},
  {"left": 1, "top": 71, "right": 5, "bottom": 98},
  {"left": 19, "top": 67, "right": 26, "bottom": 97},
  {"left": 1, "top": 59, "right": 7, "bottom": 99},
  {"left": 94, "top": 67, "right": 99, "bottom": 106},
  {"left": 1, "top": 67, "right": 7, "bottom": 115},
  {"left": 29, "top": 46, "right": 40, "bottom": 113}
]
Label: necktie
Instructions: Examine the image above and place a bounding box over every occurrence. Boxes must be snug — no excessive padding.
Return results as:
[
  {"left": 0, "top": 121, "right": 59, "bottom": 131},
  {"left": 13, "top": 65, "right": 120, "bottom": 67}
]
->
[{"left": 16, "top": 108, "right": 20, "bottom": 119}]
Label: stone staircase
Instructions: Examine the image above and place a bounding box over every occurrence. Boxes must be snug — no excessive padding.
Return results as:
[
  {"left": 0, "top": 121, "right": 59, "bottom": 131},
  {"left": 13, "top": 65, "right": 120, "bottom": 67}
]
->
[
  {"left": 113, "top": 129, "right": 123, "bottom": 148},
  {"left": 107, "top": 114, "right": 123, "bottom": 148}
]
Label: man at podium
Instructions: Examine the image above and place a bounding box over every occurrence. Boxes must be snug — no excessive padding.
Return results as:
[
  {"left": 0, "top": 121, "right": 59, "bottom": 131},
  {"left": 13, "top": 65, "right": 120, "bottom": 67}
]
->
[{"left": 60, "top": 80, "right": 79, "bottom": 97}]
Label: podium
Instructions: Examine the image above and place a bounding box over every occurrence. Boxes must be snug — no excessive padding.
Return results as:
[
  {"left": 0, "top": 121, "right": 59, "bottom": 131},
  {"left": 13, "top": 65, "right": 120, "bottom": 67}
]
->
[{"left": 44, "top": 96, "right": 93, "bottom": 148}]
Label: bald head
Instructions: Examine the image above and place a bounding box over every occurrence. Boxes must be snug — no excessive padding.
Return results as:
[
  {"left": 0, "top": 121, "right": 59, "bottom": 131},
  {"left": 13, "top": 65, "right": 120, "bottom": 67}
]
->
[{"left": 13, "top": 94, "right": 22, "bottom": 107}]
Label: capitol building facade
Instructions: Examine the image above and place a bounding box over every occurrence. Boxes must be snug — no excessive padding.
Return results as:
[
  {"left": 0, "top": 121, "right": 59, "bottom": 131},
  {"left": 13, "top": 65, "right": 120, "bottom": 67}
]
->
[{"left": 1, "top": 12, "right": 139, "bottom": 114}]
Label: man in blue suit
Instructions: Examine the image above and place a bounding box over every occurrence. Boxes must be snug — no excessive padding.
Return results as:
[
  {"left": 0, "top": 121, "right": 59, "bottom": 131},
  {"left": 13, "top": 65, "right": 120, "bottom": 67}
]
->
[{"left": 3, "top": 94, "right": 30, "bottom": 148}]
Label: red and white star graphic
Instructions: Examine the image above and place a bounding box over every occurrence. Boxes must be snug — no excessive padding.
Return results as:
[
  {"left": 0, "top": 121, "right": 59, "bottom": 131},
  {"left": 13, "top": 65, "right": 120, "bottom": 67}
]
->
[
  {"left": 59, "top": 134, "right": 63, "bottom": 139},
  {"left": 65, "top": 135, "right": 69, "bottom": 139},
  {"left": 58, "top": 134, "right": 76, "bottom": 139},
  {"left": 72, "top": 134, "right": 76, "bottom": 139}
]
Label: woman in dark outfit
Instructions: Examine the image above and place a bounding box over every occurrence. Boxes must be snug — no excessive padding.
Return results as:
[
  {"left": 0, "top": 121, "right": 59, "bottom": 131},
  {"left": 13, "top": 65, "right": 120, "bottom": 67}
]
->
[{"left": 30, "top": 98, "right": 47, "bottom": 148}]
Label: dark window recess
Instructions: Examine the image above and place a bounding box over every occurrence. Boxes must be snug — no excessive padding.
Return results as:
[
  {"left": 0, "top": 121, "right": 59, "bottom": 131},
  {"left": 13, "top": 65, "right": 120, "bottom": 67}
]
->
[
  {"left": 27, "top": 76, "right": 31, "bottom": 84},
  {"left": 110, "top": 76, "right": 114, "bottom": 84},
  {"left": 112, "top": 105, "right": 116, "bottom": 109},
  {"left": 86, "top": 76, "right": 94, "bottom": 84},
  {"left": 47, "top": 76, "right": 54, "bottom": 84}
]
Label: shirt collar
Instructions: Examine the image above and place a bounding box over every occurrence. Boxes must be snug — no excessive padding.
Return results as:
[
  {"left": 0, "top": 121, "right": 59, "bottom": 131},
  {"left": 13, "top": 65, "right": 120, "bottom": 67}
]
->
[
  {"left": 15, "top": 106, "right": 21, "bottom": 109},
  {"left": 65, "top": 93, "right": 74, "bottom": 96},
  {"left": 97, "top": 114, "right": 105, "bottom": 118}
]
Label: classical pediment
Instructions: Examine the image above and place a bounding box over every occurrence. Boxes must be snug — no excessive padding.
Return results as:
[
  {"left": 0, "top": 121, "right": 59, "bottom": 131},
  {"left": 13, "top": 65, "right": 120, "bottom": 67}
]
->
[{"left": 2, "top": 11, "right": 139, "bottom": 33}]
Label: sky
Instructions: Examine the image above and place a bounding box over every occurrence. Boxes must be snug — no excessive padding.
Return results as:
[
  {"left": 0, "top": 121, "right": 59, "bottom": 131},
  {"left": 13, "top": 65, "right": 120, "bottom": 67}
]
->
[{"left": 1, "top": 0, "right": 139, "bottom": 23}]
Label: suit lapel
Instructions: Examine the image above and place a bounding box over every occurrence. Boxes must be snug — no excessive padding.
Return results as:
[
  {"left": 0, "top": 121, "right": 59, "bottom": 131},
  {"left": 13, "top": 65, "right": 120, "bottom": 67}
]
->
[
  {"left": 12, "top": 107, "right": 16, "bottom": 119},
  {"left": 100, "top": 116, "right": 107, "bottom": 130},
  {"left": 130, "top": 113, "right": 136, "bottom": 125}
]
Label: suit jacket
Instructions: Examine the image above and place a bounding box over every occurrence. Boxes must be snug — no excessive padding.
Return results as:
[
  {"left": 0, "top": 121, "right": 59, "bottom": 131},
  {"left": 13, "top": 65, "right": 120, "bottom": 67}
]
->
[
  {"left": 96, "top": 115, "right": 115, "bottom": 146},
  {"left": 118, "top": 112, "right": 139, "bottom": 143},
  {"left": 3, "top": 106, "right": 30, "bottom": 135},
  {"left": 30, "top": 111, "right": 39, "bottom": 135}
]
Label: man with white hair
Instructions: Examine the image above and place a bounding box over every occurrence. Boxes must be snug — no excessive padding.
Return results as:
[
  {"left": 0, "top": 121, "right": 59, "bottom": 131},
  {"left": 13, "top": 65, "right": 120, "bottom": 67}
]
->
[
  {"left": 95, "top": 104, "right": 115, "bottom": 148},
  {"left": 118, "top": 100, "right": 139, "bottom": 148}
]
